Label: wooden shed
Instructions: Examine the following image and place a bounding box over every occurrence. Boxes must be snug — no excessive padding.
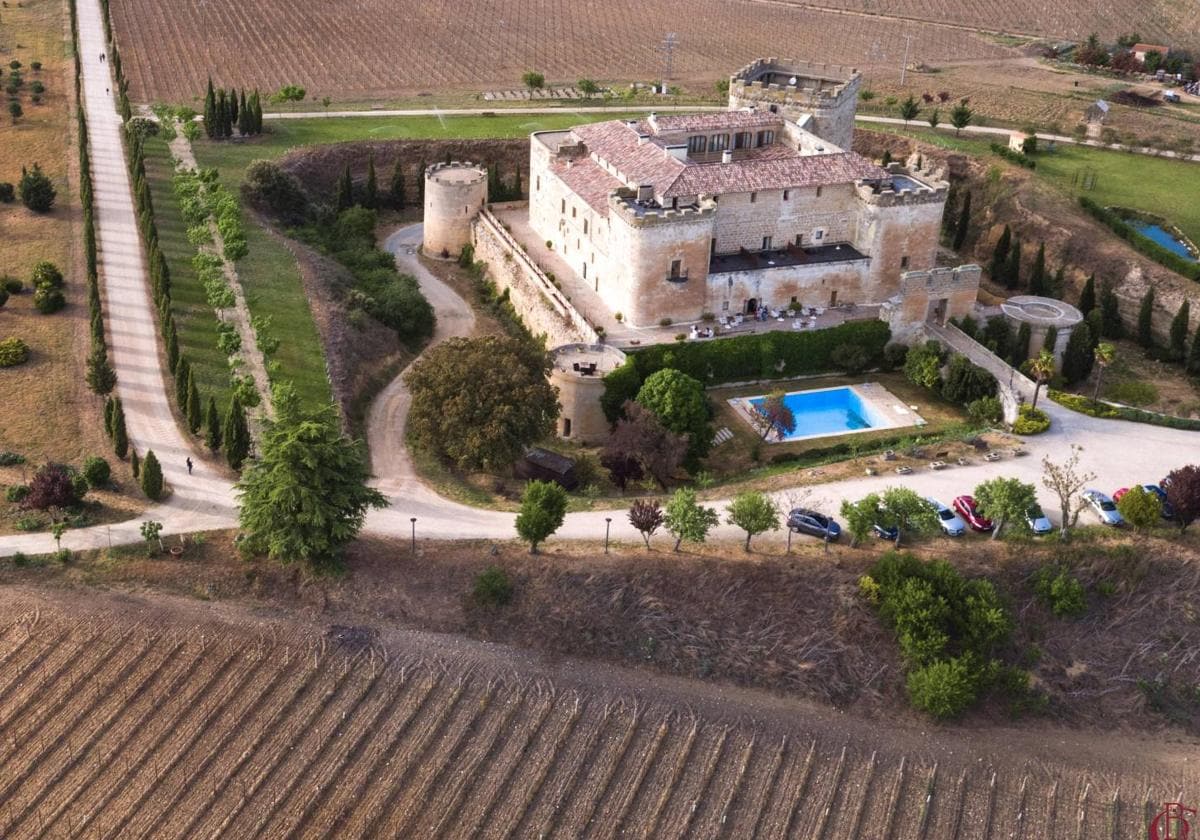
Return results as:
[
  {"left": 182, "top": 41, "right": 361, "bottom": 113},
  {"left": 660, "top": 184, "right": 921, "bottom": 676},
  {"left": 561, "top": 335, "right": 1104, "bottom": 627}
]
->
[{"left": 516, "top": 448, "right": 579, "bottom": 490}]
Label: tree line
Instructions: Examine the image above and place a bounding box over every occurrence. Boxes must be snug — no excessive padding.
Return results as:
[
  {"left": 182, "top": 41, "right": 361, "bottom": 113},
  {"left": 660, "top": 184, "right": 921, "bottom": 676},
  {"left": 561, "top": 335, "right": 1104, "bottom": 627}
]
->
[{"left": 203, "top": 79, "right": 263, "bottom": 140}]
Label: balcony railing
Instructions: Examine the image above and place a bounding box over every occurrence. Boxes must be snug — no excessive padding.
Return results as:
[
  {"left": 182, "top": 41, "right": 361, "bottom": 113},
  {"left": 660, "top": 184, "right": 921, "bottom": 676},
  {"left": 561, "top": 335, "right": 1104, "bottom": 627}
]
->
[{"left": 666, "top": 271, "right": 690, "bottom": 283}]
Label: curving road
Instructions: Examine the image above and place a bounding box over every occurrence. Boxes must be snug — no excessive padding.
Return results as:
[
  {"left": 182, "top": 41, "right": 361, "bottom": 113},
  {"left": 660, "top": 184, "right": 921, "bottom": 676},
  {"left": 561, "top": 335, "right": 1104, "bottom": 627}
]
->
[{"left": 2, "top": 0, "right": 1198, "bottom": 558}]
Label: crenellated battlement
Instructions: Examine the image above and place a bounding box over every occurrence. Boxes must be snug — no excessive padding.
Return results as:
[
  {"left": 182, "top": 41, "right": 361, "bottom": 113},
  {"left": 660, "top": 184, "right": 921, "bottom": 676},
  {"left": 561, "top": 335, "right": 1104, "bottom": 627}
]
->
[
  {"left": 856, "top": 166, "right": 948, "bottom": 208},
  {"left": 729, "top": 57, "right": 861, "bottom": 150},
  {"left": 608, "top": 189, "right": 717, "bottom": 227}
]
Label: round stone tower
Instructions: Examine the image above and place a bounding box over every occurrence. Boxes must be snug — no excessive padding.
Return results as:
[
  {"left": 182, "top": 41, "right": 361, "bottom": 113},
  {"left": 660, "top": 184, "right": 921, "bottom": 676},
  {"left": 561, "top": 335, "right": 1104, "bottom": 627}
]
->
[
  {"left": 548, "top": 343, "right": 628, "bottom": 444},
  {"left": 422, "top": 161, "right": 488, "bottom": 258}
]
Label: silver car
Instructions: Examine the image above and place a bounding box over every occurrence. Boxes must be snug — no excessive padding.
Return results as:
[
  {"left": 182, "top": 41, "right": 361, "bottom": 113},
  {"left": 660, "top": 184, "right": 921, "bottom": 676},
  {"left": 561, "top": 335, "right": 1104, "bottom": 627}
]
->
[
  {"left": 926, "top": 497, "right": 966, "bottom": 537},
  {"left": 1026, "top": 505, "right": 1053, "bottom": 536},
  {"left": 1082, "top": 489, "right": 1124, "bottom": 527}
]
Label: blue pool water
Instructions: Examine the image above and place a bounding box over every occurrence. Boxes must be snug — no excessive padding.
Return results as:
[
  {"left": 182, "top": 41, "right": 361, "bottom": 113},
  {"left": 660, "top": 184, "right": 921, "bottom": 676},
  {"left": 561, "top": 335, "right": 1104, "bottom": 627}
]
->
[
  {"left": 1125, "top": 219, "right": 1198, "bottom": 262},
  {"left": 748, "top": 386, "right": 888, "bottom": 441}
]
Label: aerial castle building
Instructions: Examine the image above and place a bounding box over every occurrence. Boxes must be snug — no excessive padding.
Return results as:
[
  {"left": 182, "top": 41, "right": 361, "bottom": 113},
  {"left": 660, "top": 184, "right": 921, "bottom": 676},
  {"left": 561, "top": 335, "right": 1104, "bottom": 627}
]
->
[{"left": 523, "top": 58, "right": 950, "bottom": 327}]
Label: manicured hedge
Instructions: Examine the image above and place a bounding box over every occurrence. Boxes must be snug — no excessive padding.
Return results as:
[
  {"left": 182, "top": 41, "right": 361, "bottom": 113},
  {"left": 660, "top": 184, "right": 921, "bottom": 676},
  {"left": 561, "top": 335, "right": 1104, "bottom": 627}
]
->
[
  {"left": 1049, "top": 389, "right": 1200, "bottom": 430},
  {"left": 1078, "top": 197, "right": 1200, "bottom": 281},
  {"left": 602, "top": 321, "right": 891, "bottom": 420},
  {"left": 989, "top": 143, "right": 1036, "bottom": 169}
]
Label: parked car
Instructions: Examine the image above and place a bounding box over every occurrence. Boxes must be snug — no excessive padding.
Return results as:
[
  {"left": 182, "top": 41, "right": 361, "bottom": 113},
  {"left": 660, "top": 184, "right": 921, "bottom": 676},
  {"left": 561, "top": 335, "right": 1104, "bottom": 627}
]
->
[
  {"left": 926, "top": 497, "right": 966, "bottom": 537},
  {"left": 1082, "top": 489, "right": 1124, "bottom": 527},
  {"left": 1026, "top": 505, "right": 1053, "bottom": 536},
  {"left": 1113, "top": 484, "right": 1175, "bottom": 519},
  {"left": 787, "top": 508, "right": 841, "bottom": 540},
  {"left": 872, "top": 522, "right": 900, "bottom": 541},
  {"left": 952, "top": 495, "right": 994, "bottom": 532}
]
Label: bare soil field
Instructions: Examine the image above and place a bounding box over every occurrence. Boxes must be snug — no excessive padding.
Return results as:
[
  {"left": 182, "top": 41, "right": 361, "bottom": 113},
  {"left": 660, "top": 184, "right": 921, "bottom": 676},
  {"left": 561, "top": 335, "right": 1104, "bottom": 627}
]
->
[
  {"left": 0, "top": 583, "right": 1192, "bottom": 839},
  {"left": 108, "top": 0, "right": 1015, "bottom": 103}
]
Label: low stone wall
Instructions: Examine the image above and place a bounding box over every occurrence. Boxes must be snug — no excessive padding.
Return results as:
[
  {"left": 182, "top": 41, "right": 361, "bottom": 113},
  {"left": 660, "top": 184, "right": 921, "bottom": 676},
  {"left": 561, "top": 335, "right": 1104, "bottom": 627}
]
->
[{"left": 473, "top": 208, "right": 599, "bottom": 347}]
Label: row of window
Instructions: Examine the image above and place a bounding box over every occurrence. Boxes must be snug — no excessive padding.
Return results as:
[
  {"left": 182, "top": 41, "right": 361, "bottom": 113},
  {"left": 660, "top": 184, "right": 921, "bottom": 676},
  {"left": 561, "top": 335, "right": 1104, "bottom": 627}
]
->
[{"left": 686, "top": 130, "right": 775, "bottom": 155}]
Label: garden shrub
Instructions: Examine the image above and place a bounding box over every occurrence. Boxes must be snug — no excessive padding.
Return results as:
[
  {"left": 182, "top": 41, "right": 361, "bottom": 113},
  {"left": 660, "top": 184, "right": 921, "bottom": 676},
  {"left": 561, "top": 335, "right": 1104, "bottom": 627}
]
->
[
  {"left": 881, "top": 342, "right": 909, "bottom": 371},
  {"left": 906, "top": 656, "right": 984, "bottom": 718},
  {"left": 473, "top": 565, "right": 514, "bottom": 606},
  {"left": 967, "top": 395, "right": 1003, "bottom": 425},
  {"left": 940, "top": 354, "right": 997, "bottom": 405},
  {"left": 1104, "top": 379, "right": 1158, "bottom": 406},
  {"left": 33, "top": 286, "right": 65, "bottom": 314},
  {"left": 5, "top": 484, "right": 29, "bottom": 503},
  {"left": 1049, "top": 389, "right": 1200, "bottom": 430},
  {"left": 1033, "top": 565, "right": 1087, "bottom": 617},
  {"left": 1, "top": 276, "right": 21, "bottom": 294},
  {"left": 30, "top": 261, "right": 63, "bottom": 289},
  {"left": 903, "top": 340, "right": 943, "bottom": 390},
  {"left": 1011, "top": 405, "right": 1050, "bottom": 435},
  {"left": 22, "top": 463, "right": 83, "bottom": 510},
  {"left": 0, "top": 337, "right": 30, "bottom": 367},
  {"left": 81, "top": 456, "right": 111, "bottom": 488},
  {"left": 0, "top": 451, "right": 25, "bottom": 466},
  {"left": 0, "top": 182, "right": 14, "bottom": 203}
]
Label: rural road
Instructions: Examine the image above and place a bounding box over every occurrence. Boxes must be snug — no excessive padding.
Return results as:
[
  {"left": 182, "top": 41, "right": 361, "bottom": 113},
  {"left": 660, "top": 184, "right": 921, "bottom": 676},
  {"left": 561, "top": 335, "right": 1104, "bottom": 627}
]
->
[{"left": 2, "top": 1, "right": 1198, "bottom": 557}]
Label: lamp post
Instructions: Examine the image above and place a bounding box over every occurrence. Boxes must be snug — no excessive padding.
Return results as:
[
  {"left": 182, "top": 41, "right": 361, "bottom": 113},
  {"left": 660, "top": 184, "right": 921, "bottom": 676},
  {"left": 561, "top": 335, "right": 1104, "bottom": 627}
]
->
[
  {"left": 410, "top": 517, "right": 417, "bottom": 556},
  {"left": 605, "top": 517, "right": 612, "bottom": 553}
]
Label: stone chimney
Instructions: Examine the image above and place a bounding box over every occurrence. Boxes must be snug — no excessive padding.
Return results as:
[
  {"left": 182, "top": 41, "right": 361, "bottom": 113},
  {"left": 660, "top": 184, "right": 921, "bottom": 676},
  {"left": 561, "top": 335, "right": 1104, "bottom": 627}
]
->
[{"left": 722, "top": 149, "right": 733, "bottom": 163}]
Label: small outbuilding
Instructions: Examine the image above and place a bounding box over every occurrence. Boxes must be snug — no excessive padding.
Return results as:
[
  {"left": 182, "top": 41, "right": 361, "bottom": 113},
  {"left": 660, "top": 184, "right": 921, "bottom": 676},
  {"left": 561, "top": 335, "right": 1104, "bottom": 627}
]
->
[
  {"left": 1085, "top": 99, "right": 1110, "bottom": 123},
  {"left": 515, "top": 448, "right": 579, "bottom": 490}
]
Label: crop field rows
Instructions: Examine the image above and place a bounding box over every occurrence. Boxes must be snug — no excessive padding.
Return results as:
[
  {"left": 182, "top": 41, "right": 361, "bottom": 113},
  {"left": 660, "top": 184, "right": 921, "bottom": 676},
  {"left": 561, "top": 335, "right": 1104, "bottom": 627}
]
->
[
  {"left": 0, "top": 605, "right": 1182, "bottom": 839},
  {"left": 109, "top": 0, "right": 1013, "bottom": 103}
]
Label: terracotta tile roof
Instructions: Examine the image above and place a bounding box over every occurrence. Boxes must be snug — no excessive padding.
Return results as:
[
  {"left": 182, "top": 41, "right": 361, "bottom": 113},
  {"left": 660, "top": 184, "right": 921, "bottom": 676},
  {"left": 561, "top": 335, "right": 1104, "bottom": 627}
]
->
[
  {"left": 645, "top": 111, "right": 784, "bottom": 133},
  {"left": 1131, "top": 43, "right": 1169, "bottom": 54},
  {"left": 571, "top": 120, "right": 684, "bottom": 194},
  {"left": 552, "top": 156, "right": 623, "bottom": 217}
]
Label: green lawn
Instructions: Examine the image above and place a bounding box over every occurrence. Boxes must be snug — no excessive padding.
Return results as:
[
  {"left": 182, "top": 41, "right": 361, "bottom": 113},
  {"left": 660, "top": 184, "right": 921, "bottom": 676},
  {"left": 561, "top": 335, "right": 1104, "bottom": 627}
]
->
[
  {"left": 191, "top": 112, "right": 640, "bottom": 185},
  {"left": 143, "top": 137, "right": 231, "bottom": 406}
]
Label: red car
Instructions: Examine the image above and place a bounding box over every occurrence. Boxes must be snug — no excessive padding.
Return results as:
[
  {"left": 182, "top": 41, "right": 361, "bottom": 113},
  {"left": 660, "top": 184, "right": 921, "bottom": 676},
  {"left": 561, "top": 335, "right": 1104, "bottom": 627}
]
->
[
  {"left": 952, "top": 495, "right": 994, "bottom": 532},
  {"left": 1112, "top": 487, "right": 1130, "bottom": 503}
]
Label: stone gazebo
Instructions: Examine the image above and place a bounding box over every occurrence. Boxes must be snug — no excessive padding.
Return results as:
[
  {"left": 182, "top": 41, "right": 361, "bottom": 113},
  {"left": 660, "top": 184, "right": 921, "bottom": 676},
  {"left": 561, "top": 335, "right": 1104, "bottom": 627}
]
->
[{"left": 999, "top": 295, "right": 1083, "bottom": 366}]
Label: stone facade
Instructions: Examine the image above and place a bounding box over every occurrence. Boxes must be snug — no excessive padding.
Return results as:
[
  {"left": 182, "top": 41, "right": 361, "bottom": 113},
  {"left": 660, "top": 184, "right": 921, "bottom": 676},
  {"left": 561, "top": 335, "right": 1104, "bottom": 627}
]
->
[
  {"left": 727, "top": 58, "right": 862, "bottom": 151},
  {"left": 423, "top": 162, "right": 487, "bottom": 258},
  {"left": 881, "top": 265, "right": 982, "bottom": 343},
  {"left": 548, "top": 344, "right": 626, "bottom": 443}
]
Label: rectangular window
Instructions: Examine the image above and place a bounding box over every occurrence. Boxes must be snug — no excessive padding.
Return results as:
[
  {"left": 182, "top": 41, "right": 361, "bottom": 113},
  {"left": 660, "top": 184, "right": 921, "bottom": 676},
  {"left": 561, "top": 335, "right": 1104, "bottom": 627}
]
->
[
  {"left": 901, "top": 255, "right": 910, "bottom": 269},
  {"left": 711, "top": 133, "right": 729, "bottom": 151},
  {"left": 560, "top": 198, "right": 566, "bottom": 213},
  {"left": 583, "top": 220, "right": 589, "bottom": 234},
  {"left": 794, "top": 233, "right": 803, "bottom": 246},
  {"left": 749, "top": 192, "right": 757, "bottom": 204},
  {"left": 783, "top": 190, "right": 790, "bottom": 201},
  {"left": 669, "top": 259, "right": 682, "bottom": 278},
  {"left": 814, "top": 229, "right": 824, "bottom": 241},
  {"left": 756, "top": 130, "right": 775, "bottom": 146},
  {"left": 722, "top": 300, "right": 730, "bottom": 311},
  {"left": 687, "top": 135, "right": 707, "bottom": 154},
  {"left": 761, "top": 236, "right": 772, "bottom": 251},
  {"left": 816, "top": 186, "right": 823, "bottom": 198},
  {"left": 734, "top": 132, "right": 752, "bottom": 150},
  {"left": 536, "top": 176, "right": 541, "bottom": 191},
  {"left": 572, "top": 206, "right": 576, "bottom": 218}
]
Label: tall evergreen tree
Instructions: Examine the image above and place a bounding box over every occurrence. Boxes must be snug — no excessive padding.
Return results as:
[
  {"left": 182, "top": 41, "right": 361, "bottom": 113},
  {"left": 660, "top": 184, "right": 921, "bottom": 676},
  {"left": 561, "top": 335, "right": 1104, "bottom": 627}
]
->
[
  {"left": 1188, "top": 322, "right": 1200, "bottom": 375},
  {"left": 237, "top": 91, "right": 251, "bottom": 135},
  {"left": 1169, "top": 300, "right": 1191, "bottom": 362},
  {"left": 215, "top": 89, "right": 228, "bottom": 140},
  {"left": 1085, "top": 309, "right": 1103, "bottom": 349},
  {"left": 335, "top": 164, "right": 353, "bottom": 211},
  {"left": 104, "top": 395, "right": 117, "bottom": 439},
  {"left": 388, "top": 159, "right": 406, "bottom": 209},
  {"left": 140, "top": 450, "right": 164, "bottom": 500},
  {"left": 1004, "top": 239, "right": 1022, "bottom": 290},
  {"left": 1078, "top": 274, "right": 1096, "bottom": 315},
  {"left": 165, "top": 318, "right": 179, "bottom": 373},
  {"left": 1137, "top": 288, "right": 1156, "bottom": 347},
  {"left": 186, "top": 371, "right": 202, "bottom": 434},
  {"left": 253, "top": 91, "right": 263, "bottom": 133},
  {"left": 487, "top": 164, "right": 501, "bottom": 199},
  {"left": 989, "top": 225, "right": 1011, "bottom": 282},
  {"left": 223, "top": 395, "right": 251, "bottom": 470},
  {"left": 205, "top": 395, "right": 223, "bottom": 452},
  {"left": 952, "top": 191, "right": 971, "bottom": 251},
  {"left": 85, "top": 345, "right": 117, "bottom": 395},
  {"left": 174, "top": 356, "right": 191, "bottom": 414},
  {"left": 511, "top": 163, "right": 522, "bottom": 200},
  {"left": 229, "top": 88, "right": 239, "bottom": 125},
  {"left": 1061, "top": 321, "right": 1096, "bottom": 384},
  {"left": 1042, "top": 325, "right": 1059, "bottom": 355},
  {"left": 203, "top": 78, "right": 216, "bottom": 139},
  {"left": 1028, "top": 242, "right": 1046, "bottom": 295},
  {"left": 1099, "top": 283, "right": 1123, "bottom": 339},
  {"left": 1050, "top": 265, "right": 1065, "bottom": 299},
  {"left": 112, "top": 397, "right": 129, "bottom": 459},
  {"left": 416, "top": 160, "right": 427, "bottom": 201},
  {"left": 364, "top": 155, "right": 378, "bottom": 209},
  {"left": 1011, "top": 322, "right": 1032, "bottom": 366},
  {"left": 130, "top": 449, "right": 140, "bottom": 479}
]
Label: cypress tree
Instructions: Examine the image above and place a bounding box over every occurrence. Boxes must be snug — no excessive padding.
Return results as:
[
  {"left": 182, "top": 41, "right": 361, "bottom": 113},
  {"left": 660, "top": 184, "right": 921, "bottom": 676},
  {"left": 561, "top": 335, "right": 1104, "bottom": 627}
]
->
[
  {"left": 203, "top": 78, "right": 216, "bottom": 138},
  {"left": 1011, "top": 321, "right": 1031, "bottom": 366},
  {"left": 364, "top": 155, "right": 378, "bottom": 209},
  {"left": 335, "top": 164, "right": 353, "bottom": 211},
  {"left": 230, "top": 88, "right": 240, "bottom": 125},
  {"left": 175, "top": 356, "right": 191, "bottom": 414},
  {"left": 989, "top": 225, "right": 1011, "bottom": 282},
  {"left": 1169, "top": 300, "right": 1191, "bottom": 362},
  {"left": 1137, "top": 288, "right": 1155, "bottom": 347},
  {"left": 1061, "top": 322, "right": 1096, "bottom": 384},
  {"left": 140, "top": 450, "right": 164, "bottom": 500},
  {"left": 1050, "top": 265, "right": 1065, "bottom": 299},
  {"left": 389, "top": 159, "right": 406, "bottom": 210},
  {"left": 223, "top": 395, "right": 250, "bottom": 470},
  {"left": 186, "top": 371, "right": 202, "bottom": 434},
  {"left": 416, "top": 160, "right": 427, "bottom": 201},
  {"left": 952, "top": 190, "right": 971, "bottom": 251},
  {"left": 1100, "top": 283, "right": 1123, "bottom": 339},
  {"left": 238, "top": 91, "right": 251, "bottom": 135},
  {"left": 1042, "top": 325, "right": 1059, "bottom": 355},
  {"left": 223, "top": 89, "right": 234, "bottom": 137},
  {"left": 130, "top": 449, "right": 140, "bottom": 479},
  {"left": 112, "top": 398, "right": 129, "bottom": 459},
  {"left": 165, "top": 318, "right": 179, "bottom": 373},
  {"left": 1078, "top": 274, "right": 1096, "bottom": 316},
  {"left": 1085, "top": 309, "right": 1103, "bottom": 349},
  {"left": 1028, "top": 242, "right": 1046, "bottom": 295},
  {"left": 1004, "top": 239, "right": 1021, "bottom": 290},
  {"left": 511, "top": 163, "right": 522, "bottom": 200},
  {"left": 104, "top": 395, "right": 117, "bottom": 438},
  {"left": 205, "top": 395, "right": 223, "bottom": 452},
  {"left": 252, "top": 91, "right": 263, "bottom": 133},
  {"left": 85, "top": 345, "right": 117, "bottom": 395},
  {"left": 1188, "top": 322, "right": 1200, "bottom": 375},
  {"left": 215, "top": 89, "right": 227, "bottom": 140}
]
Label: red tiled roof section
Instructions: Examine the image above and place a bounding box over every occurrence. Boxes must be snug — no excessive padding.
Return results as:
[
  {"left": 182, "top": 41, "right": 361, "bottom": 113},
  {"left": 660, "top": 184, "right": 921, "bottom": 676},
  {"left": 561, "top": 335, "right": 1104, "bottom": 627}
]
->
[
  {"left": 647, "top": 111, "right": 784, "bottom": 132},
  {"left": 1131, "top": 43, "right": 1169, "bottom": 54},
  {"left": 571, "top": 120, "right": 684, "bottom": 194},
  {"left": 552, "top": 157, "right": 623, "bottom": 217},
  {"left": 664, "top": 152, "right": 887, "bottom": 197}
]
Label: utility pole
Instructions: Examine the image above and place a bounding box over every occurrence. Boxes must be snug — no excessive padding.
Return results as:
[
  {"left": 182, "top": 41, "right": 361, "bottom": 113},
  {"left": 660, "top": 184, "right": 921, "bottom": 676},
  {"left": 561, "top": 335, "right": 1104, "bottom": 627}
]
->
[
  {"left": 657, "top": 32, "right": 678, "bottom": 93},
  {"left": 899, "top": 34, "right": 914, "bottom": 86}
]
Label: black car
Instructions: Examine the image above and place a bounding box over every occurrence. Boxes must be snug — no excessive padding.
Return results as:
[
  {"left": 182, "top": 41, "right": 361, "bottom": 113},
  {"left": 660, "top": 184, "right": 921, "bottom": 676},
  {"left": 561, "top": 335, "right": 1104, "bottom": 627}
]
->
[
  {"left": 787, "top": 508, "right": 841, "bottom": 540},
  {"left": 872, "top": 522, "right": 900, "bottom": 541}
]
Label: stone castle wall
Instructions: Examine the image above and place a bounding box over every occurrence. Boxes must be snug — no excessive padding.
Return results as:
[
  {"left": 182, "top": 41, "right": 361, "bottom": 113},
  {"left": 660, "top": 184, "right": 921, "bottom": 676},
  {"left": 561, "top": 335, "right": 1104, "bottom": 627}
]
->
[
  {"left": 728, "top": 58, "right": 861, "bottom": 150},
  {"left": 881, "top": 265, "right": 982, "bottom": 343}
]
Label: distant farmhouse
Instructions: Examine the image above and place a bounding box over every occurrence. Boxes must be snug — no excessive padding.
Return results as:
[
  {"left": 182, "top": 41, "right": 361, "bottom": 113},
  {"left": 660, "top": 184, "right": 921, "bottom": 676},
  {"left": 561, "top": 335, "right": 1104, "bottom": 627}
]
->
[{"left": 1130, "top": 43, "right": 1170, "bottom": 63}]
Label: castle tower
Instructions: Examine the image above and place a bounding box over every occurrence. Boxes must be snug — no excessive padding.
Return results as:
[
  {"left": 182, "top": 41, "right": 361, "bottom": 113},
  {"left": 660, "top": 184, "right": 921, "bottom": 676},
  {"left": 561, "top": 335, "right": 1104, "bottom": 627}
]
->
[
  {"left": 728, "top": 58, "right": 862, "bottom": 150},
  {"left": 423, "top": 161, "right": 488, "bottom": 258}
]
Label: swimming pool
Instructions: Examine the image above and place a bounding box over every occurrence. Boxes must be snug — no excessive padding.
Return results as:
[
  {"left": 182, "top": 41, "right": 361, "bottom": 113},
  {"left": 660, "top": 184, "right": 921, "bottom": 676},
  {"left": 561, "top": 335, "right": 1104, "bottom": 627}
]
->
[
  {"left": 1124, "top": 218, "right": 1198, "bottom": 262},
  {"left": 739, "top": 385, "right": 899, "bottom": 442}
]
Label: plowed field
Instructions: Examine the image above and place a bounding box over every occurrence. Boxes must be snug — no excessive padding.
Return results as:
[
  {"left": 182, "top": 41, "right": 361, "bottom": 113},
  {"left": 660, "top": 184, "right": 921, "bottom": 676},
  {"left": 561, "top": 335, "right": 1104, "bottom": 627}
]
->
[{"left": 0, "top": 586, "right": 1191, "bottom": 839}]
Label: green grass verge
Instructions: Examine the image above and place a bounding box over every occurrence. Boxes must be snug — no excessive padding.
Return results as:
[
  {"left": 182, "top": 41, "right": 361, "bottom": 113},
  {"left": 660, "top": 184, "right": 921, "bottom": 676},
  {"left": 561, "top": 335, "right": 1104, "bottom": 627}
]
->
[{"left": 142, "top": 137, "right": 230, "bottom": 405}]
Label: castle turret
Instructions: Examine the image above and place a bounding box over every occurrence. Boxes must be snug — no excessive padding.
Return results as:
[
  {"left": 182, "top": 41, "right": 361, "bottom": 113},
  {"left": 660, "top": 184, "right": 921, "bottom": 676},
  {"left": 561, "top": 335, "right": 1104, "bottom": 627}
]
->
[
  {"left": 728, "top": 58, "right": 862, "bottom": 150},
  {"left": 423, "top": 161, "right": 488, "bottom": 258}
]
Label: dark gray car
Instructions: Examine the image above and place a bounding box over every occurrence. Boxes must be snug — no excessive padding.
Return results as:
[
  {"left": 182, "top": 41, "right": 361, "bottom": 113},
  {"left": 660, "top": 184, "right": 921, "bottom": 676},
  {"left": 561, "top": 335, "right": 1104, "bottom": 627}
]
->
[{"left": 787, "top": 508, "right": 841, "bottom": 540}]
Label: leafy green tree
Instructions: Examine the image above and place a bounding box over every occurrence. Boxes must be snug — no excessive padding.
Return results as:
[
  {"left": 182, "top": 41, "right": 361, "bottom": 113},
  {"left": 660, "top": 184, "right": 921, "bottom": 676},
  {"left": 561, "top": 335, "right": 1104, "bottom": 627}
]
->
[
  {"left": 1099, "top": 282, "right": 1123, "bottom": 338},
  {"left": 725, "top": 491, "right": 779, "bottom": 551},
  {"left": 514, "top": 479, "right": 568, "bottom": 553},
  {"left": 111, "top": 397, "right": 129, "bottom": 459},
  {"left": 388, "top": 159, "right": 406, "bottom": 210},
  {"left": 898, "top": 94, "right": 920, "bottom": 125},
  {"left": 1168, "top": 300, "right": 1190, "bottom": 362},
  {"left": 18, "top": 164, "right": 55, "bottom": 212},
  {"left": 577, "top": 78, "right": 600, "bottom": 97},
  {"left": 140, "top": 449, "right": 164, "bottom": 500},
  {"left": 363, "top": 154, "right": 378, "bottom": 209},
  {"left": 950, "top": 100, "right": 973, "bottom": 135},
  {"left": 405, "top": 336, "right": 558, "bottom": 472},
  {"left": 204, "top": 396, "right": 222, "bottom": 452},
  {"left": 927, "top": 108, "right": 940, "bottom": 130},
  {"left": 1061, "top": 322, "right": 1095, "bottom": 384},
  {"left": 1027, "top": 242, "right": 1046, "bottom": 295},
  {"left": 974, "top": 477, "right": 1037, "bottom": 538},
  {"left": 903, "top": 341, "right": 942, "bottom": 390},
  {"left": 663, "top": 487, "right": 719, "bottom": 551},
  {"left": 603, "top": 401, "right": 687, "bottom": 489},
  {"left": 237, "top": 384, "right": 386, "bottom": 569},
  {"left": 1137, "top": 287, "right": 1155, "bottom": 347},
  {"left": 952, "top": 190, "right": 971, "bottom": 251},
  {"left": 840, "top": 493, "right": 883, "bottom": 547},
  {"left": 749, "top": 390, "right": 796, "bottom": 440},
  {"left": 635, "top": 368, "right": 711, "bottom": 467},
  {"left": 521, "top": 71, "right": 546, "bottom": 93},
  {"left": 628, "top": 499, "right": 664, "bottom": 549},
  {"left": 906, "top": 657, "right": 980, "bottom": 719},
  {"left": 85, "top": 345, "right": 117, "bottom": 395},
  {"left": 989, "top": 225, "right": 1011, "bottom": 282},
  {"left": 880, "top": 487, "right": 939, "bottom": 546},
  {"left": 1078, "top": 274, "right": 1096, "bottom": 316},
  {"left": 140, "top": 520, "right": 164, "bottom": 554},
  {"left": 9, "top": 100, "right": 23, "bottom": 124},
  {"left": 1116, "top": 484, "right": 1161, "bottom": 530},
  {"left": 1164, "top": 465, "right": 1200, "bottom": 533},
  {"left": 941, "top": 355, "right": 996, "bottom": 405},
  {"left": 223, "top": 394, "right": 251, "bottom": 470}
]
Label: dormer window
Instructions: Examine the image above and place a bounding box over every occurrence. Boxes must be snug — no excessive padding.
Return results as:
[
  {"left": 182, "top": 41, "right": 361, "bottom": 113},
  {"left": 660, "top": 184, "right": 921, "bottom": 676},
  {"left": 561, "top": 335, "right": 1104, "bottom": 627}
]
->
[
  {"left": 711, "top": 133, "right": 729, "bottom": 151},
  {"left": 687, "top": 135, "right": 707, "bottom": 154}
]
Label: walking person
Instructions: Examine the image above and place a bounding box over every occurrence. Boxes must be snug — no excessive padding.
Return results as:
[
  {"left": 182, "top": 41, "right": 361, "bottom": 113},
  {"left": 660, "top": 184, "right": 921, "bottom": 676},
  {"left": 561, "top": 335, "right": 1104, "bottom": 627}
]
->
[{"left": 186, "top": 457, "right": 193, "bottom": 475}]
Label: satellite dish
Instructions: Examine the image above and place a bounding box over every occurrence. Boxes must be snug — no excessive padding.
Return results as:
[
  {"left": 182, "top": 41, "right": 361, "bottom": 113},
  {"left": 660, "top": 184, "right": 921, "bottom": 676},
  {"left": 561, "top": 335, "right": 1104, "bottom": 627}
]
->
[{"left": 788, "top": 76, "right": 798, "bottom": 86}]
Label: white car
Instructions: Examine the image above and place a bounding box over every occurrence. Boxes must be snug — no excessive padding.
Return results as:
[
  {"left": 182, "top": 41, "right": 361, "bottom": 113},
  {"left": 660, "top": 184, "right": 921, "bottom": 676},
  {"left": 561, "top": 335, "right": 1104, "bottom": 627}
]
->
[
  {"left": 1082, "top": 489, "right": 1124, "bottom": 527},
  {"left": 1026, "top": 505, "right": 1053, "bottom": 536},
  {"left": 926, "top": 497, "right": 967, "bottom": 537}
]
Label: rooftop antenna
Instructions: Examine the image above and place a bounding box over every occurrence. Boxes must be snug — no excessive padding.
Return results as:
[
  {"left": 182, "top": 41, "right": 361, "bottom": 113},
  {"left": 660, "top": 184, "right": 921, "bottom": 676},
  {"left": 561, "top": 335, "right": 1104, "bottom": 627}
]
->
[{"left": 657, "top": 32, "right": 678, "bottom": 93}]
